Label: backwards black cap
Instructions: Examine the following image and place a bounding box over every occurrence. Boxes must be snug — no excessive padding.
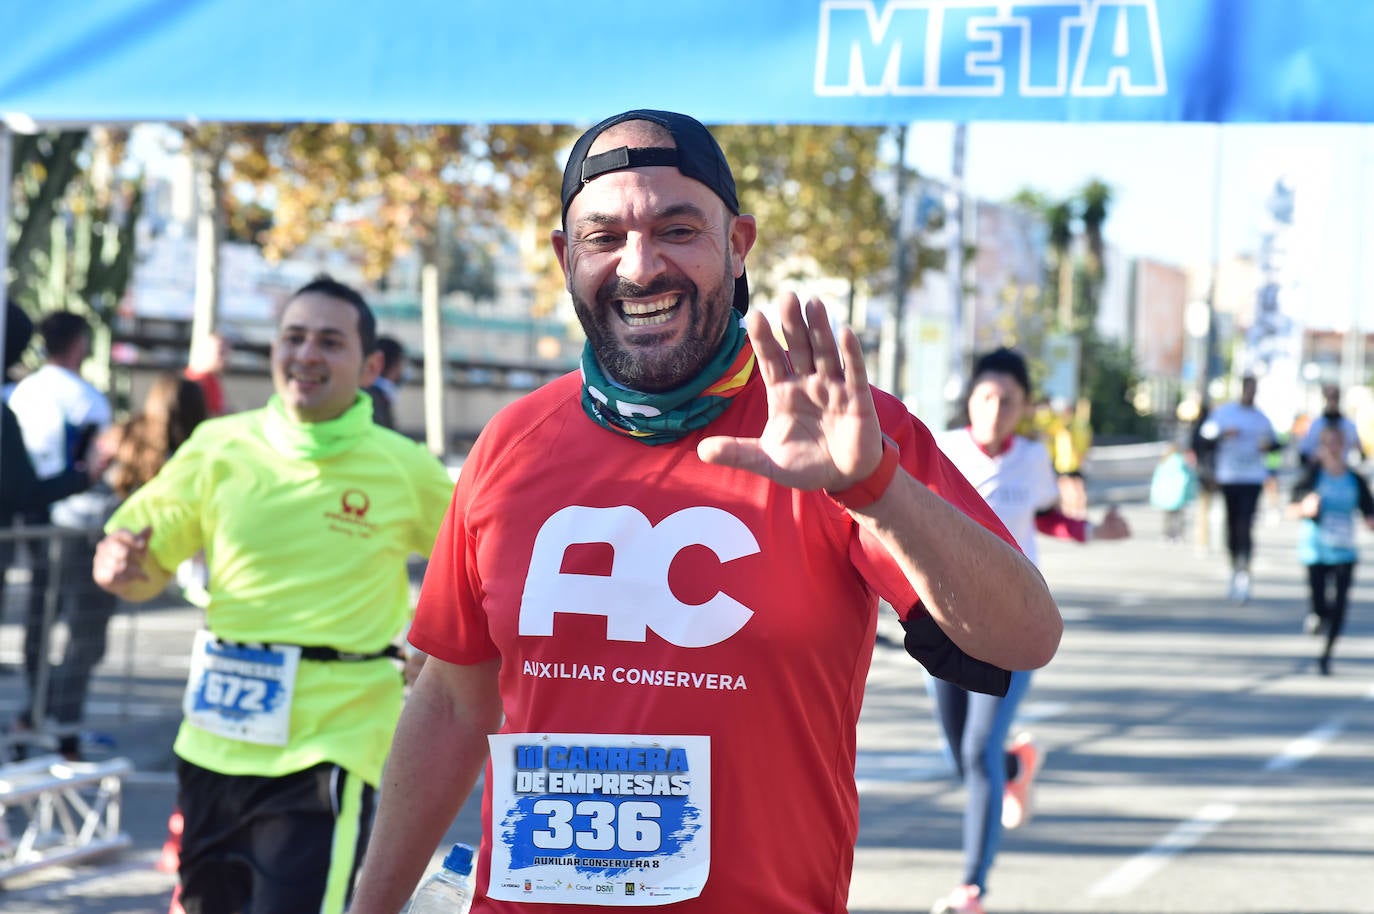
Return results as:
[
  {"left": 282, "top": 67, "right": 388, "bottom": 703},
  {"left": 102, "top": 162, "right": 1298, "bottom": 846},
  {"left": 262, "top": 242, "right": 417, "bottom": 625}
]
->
[{"left": 560, "top": 109, "right": 749, "bottom": 313}]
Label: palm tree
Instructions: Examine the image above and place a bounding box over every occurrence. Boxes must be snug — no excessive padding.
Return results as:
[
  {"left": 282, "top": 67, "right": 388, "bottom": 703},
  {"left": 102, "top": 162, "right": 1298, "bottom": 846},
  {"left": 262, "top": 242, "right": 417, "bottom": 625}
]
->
[
  {"left": 1011, "top": 189, "right": 1075, "bottom": 330},
  {"left": 1078, "top": 179, "right": 1112, "bottom": 329},
  {"left": 1047, "top": 200, "right": 1075, "bottom": 329}
]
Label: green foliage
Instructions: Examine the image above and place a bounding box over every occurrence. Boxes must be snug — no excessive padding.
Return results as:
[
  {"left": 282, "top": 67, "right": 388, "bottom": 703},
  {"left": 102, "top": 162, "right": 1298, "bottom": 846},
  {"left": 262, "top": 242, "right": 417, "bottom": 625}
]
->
[
  {"left": 5, "top": 130, "right": 142, "bottom": 392},
  {"left": 713, "top": 124, "right": 908, "bottom": 304},
  {"left": 1011, "top": 178, "right": 1156, "bottom": 436},
  {"left": 1080, "top": 329, "right": 1157, "bottom": 439},
  {"left": 218, "top": 121, "right": 581, "bottom": 314},
  {"left": 7, "top": 130, "right": 141, "bottom": 326},
  {"left": 439, "top": 233, "right": 497, "bottom": 301},
  {"left": 216, "top": 121, "right": 923, "bottom": 321},
  {"left": 708, "top": 125, "right": 890, "bottom": 294},
  {"left": 7, "top": 130, "right": 86, "bottom": 308}
]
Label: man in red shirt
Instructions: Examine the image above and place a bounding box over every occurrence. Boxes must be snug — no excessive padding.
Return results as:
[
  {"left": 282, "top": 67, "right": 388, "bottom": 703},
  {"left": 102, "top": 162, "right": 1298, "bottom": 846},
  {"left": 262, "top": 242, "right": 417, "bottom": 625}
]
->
[{"left": 351, "top": 110, "right": 1061, "bottom": 914}]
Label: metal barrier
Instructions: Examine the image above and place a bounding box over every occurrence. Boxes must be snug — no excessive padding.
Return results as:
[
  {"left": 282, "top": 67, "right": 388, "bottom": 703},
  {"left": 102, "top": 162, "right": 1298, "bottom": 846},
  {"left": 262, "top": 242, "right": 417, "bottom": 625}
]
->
[
  {"left": 0, "top": 754, "right": 132, "bottom": 880},
  {"left": 1, "top": 523, "right": 98, "bottom": 757},
  {"left": 0, "top": 523, "right": 134, "bottom": 879}
]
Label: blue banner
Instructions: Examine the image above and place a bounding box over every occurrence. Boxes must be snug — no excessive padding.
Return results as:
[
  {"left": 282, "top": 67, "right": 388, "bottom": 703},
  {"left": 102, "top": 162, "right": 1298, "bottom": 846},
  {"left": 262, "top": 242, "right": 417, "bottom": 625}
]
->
[{"left": 3, "top": 0, "right": 1374, "bottom": 124}]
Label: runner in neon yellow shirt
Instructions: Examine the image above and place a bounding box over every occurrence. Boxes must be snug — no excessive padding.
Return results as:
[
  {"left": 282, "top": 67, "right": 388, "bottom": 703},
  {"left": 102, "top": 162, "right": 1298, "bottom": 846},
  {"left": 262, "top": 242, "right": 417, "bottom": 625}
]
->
[{"left": 95, "top": 277, "right": 453, "bottom": 914}]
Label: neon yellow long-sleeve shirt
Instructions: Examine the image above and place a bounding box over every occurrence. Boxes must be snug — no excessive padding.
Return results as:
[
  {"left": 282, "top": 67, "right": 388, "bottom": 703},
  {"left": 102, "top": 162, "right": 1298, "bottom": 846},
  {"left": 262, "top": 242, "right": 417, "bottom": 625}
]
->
[{"left": 107, "top": 395, "right": 453, "bottom": 784}]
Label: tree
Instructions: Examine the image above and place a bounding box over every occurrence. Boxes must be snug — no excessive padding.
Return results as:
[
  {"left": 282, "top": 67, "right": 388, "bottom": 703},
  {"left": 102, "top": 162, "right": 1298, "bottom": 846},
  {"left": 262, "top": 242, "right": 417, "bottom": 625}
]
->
[
  {"left": 481, "top": 123, "right": 582, "bottom": 315},
  {"left": 1079, "top": 331, "right": 1156, "bottom": 439},
  {"left": 232, "top": 124, "right": 489, "bottom": 282},
  {"left": 1077, "top": 178, "right": 1112, "bottom": 328},
  {"left": 218, "top": 122, "right": 935, "bottom": 350},
  {"left": 180, "top": 125, "right": 236, "bottom": 350},
  {"left": 223, "top": 123, "right": 586, "bottom": 318},
  {"left": 714, "top": 124, "right": 895, "bottom": 319},
  {"left": 1011, "top": 179, "right": 1152, "bottom": 437},
  {"left": 6, "top": 128, "right": 143, "bottom": 390},
  {"left": 8, "top": 131, "right": 86, "bottom": 305},
  {"left": 437, "top": 225, "right": 497, "bottom": 300},
  {"left": 1013, "top": 189, "right": 1074, "bottom": 331}
]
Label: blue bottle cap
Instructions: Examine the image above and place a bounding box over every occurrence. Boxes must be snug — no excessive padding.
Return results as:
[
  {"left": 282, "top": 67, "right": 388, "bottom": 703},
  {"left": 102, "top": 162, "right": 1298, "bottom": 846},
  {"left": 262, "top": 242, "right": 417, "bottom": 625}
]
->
[{"left": 442, "top": 842, "right": 474, "bottom": 875}]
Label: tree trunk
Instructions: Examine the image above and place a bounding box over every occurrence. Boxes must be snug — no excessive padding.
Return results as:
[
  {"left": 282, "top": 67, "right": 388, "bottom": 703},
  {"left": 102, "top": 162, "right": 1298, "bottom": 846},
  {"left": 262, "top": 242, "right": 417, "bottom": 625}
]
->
[
  {"left": 420, "top": 261, "right": 446, "bottom": 457},
  {"left": 1057, "top": 254, "right": 1074, "bottom": 331},
  {"left": 191, "top": 140, "right": 226, "bottom": 351}
]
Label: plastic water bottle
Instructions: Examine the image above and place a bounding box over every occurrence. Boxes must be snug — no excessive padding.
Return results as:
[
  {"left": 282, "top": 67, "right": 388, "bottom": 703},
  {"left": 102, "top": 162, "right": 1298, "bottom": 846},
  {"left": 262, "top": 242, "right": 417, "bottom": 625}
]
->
[{"left": 408, "top": 842, "right": 475, "bottom": 914}]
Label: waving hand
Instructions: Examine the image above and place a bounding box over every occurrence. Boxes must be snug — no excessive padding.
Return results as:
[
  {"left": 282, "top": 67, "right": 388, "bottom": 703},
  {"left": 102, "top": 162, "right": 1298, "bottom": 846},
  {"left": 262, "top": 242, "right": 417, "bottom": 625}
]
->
[{"left": 698, "top": 294, "right": 883, "bottom": 493}]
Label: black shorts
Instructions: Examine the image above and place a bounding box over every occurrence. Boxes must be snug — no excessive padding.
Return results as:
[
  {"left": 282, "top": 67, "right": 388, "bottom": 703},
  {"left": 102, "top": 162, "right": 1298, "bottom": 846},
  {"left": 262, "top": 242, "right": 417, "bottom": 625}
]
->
[{"left": 176, "top": 757, "right": 376, "bottom": 914}]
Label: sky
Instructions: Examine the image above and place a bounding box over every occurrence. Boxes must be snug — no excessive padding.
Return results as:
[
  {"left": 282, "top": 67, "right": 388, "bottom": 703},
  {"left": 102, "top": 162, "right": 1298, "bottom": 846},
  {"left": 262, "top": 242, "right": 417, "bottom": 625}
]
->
[{"left": 904, "top": 121, "right": 1374, "bottom": 332}]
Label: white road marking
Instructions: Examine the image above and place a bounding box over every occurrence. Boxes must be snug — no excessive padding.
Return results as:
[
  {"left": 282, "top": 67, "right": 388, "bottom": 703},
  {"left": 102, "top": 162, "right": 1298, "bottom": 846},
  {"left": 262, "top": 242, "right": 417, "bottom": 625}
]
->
[
  {"left": 1088, "top": 716, "right": 1346, "bottom": 898},
  {"left": 1088, "top": 801, "right": 1237, "bottom": 898},
  {"left": 1264, "top": 719, "right": 1344, "bottom": 772}
]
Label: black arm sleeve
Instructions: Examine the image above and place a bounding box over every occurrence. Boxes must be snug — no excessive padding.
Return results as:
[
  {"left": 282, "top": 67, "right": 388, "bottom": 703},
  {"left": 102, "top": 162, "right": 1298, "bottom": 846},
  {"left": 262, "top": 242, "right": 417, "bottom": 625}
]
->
[
  {"left": 1355, "top": 472, "right": 1374, "bottom": 519},
  {"left": 901, "top": 612, "right": 1012, "bottom": 697},
  {"left": 1289, "top": 462, "right": 1319, "bottom": 504},
  {"left": 1, "top": 404, "right": 91, "bottom": 515}
]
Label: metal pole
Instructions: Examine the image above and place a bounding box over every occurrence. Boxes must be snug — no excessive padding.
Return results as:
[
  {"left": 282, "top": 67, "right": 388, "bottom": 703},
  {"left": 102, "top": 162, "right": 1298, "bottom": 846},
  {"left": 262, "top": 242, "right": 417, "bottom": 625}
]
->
[
  {"left": 1, "top": 122, "right": 12, "bottom": 386},
  {"left": 421, "top": 263, "right": 446, "bottom": 457},
  {"left": 1342, "top": 128, "right": 1369, "bottom": 396},
  {"left": 191, "top": 142, "right": 224, "bottom": 347},
  {"left": 1194, "top": 125, "right": 1226, "bottom": 556},
  {"left": 948, "top": 123, "right": 968, "bottom": 382},
  {"left": 30, "top": 533, "right": 66, "bottom": 743},
  {"left": 1199, "top": 124, "right": 1225, "bottom": 408},
  {"left": 889, "top": 124, "right": 910, "bottom": 401}
]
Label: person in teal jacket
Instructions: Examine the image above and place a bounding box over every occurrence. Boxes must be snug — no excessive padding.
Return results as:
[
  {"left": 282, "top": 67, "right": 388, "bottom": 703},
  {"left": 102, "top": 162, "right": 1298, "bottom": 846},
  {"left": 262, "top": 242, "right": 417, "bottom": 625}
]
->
[{"left": 1149, "top": 443, "right": 1198, "bottom": 542}]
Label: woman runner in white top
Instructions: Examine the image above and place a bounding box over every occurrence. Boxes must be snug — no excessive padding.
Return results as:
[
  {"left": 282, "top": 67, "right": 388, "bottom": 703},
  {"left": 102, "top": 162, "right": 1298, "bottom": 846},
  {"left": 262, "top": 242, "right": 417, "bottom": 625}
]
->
[{"left": 926, "top": 347, "right": 1129, "bottom": 914}]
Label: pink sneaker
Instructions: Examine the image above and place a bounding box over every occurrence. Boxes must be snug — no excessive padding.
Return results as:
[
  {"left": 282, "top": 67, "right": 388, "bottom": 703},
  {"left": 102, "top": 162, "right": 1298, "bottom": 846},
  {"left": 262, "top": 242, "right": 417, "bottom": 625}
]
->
[
  {"left": 930, "top": 884, "right": 985, "bottom": 914},
  {"left": 1002, "top": 732, "right": 1042, "bottom": 829}
]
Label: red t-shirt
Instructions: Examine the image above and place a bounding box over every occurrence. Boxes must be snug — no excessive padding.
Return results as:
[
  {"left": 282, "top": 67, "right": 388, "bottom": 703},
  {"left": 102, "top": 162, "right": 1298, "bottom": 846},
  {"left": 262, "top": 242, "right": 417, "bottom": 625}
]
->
[{"left": 411, "top": 370, "right": 1014, "bottom": 914}]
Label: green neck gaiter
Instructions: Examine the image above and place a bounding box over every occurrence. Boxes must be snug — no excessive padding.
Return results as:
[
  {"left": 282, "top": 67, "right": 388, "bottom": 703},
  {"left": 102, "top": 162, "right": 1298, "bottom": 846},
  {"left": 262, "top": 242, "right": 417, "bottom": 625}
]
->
[{"left": 579, "top": 315, "right": 755, "bottom": 445}]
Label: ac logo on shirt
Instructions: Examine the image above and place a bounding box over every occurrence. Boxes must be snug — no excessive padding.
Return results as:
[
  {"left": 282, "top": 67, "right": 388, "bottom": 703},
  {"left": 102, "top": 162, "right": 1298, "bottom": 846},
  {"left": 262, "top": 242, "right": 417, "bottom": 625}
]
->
[{"left": 519, "top": 505, "right": 759, "bottom": 647}]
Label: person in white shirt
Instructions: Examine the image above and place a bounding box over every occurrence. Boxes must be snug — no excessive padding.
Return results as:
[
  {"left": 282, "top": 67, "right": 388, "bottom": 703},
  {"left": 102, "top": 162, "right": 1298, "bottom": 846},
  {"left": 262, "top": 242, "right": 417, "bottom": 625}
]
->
[
  {"left": 928, "top": 347, "right": 1129, "bottom": 914},
  {"left": 7, "top": 310, "right": 116, "bottom": 758},
  {"left": 1198, "top": 375, "right": 1277, "bottom": 603}
]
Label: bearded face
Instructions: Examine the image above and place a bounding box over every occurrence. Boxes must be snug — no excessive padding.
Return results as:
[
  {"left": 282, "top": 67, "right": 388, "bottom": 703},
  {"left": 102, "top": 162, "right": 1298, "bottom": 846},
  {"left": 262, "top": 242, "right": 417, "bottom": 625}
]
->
[{"left": 571, "top": 257, "right": 735, "bottom": 392}]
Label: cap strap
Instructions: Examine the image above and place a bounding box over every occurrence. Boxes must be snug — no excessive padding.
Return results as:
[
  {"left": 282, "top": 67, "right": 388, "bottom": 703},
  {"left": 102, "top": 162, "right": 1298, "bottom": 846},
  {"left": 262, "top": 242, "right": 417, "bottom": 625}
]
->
[{"left": 581, "top": 146, "right": 680, "bottom": 184}]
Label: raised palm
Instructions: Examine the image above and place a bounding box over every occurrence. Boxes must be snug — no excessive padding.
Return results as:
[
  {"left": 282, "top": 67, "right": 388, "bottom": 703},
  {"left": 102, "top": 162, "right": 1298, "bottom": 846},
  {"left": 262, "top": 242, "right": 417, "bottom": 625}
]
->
[{"left": 698, "top": 294, "right": 883, "bottom": 492}]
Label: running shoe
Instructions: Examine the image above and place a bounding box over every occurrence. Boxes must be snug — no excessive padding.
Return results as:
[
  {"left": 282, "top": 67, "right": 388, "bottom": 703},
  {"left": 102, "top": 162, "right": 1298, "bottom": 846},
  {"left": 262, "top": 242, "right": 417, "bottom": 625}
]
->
[
  {"left": 930, "top": 884, "right": 985, "bottom": 914},
  {"left": 1002, "top": 732, "right": 1042, "bottom": 829},
  {"left": 1228, "top": 569, "right": 1251, "bottom": 604},
  {"left": 1304, "top": 612, "right": 1325, "bottom": 635}
]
